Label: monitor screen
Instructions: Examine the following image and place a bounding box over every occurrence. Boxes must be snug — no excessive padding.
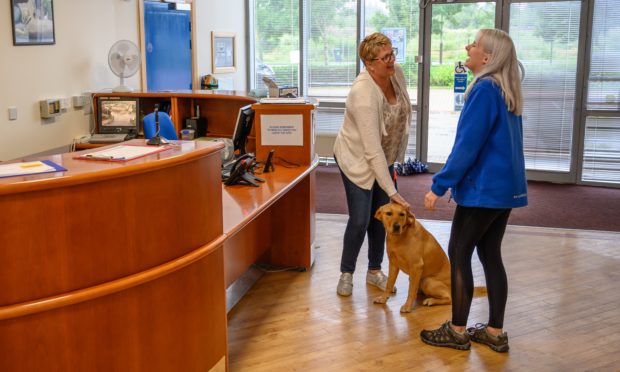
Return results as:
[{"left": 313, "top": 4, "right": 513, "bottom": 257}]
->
[
  {"left": 232, "top": 104, "right": 255, "bottom": 155},
  {"left": 98, "top": 97, "right": 139, "bottom": 134}
]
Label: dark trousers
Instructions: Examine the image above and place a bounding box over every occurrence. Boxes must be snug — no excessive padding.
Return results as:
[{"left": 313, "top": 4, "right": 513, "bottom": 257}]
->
[
  {"left": 338, "top": 164, "right": 395, "bottom": 274},
  {"left": 449, "top": 205, "right": 512, "bottom": 329}
]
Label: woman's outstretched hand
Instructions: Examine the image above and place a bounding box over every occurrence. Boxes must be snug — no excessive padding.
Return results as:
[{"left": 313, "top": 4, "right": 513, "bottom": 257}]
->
[
  {"left": 390, "top": 192, "right": 411, "bottom": 210},
  {"left": 424, "top": 191, "right": 439, "bottom": 211}
]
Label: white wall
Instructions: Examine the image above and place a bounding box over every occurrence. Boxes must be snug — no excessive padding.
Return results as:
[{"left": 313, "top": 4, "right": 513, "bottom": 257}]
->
[
  {"left": 194, "top": 0, "right": 247, "bottom": 91},
  {"left": 0, "top": 0, "right": 246, "bottom": 162}
]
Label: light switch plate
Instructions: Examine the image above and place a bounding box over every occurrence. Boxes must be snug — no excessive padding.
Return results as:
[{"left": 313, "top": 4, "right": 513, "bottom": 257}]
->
[{"left": 8, "top": 106, "right": 17, "bottom": 120}]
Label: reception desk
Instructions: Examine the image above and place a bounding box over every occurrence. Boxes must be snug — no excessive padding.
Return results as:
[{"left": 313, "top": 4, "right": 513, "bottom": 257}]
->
[{"left": 0, "top": 139, "right": 317, "bottom": 371}]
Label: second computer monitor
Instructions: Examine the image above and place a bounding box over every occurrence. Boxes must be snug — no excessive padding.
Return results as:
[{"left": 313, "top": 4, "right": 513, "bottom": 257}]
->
[{"left": 232, "top": 104, "right": 255, "bottom": 155}]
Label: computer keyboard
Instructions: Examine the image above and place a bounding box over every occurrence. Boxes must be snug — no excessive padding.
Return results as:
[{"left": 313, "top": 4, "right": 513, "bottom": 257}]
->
[{"left": 89, "top": 133, "right": 128, "bottom": 144}]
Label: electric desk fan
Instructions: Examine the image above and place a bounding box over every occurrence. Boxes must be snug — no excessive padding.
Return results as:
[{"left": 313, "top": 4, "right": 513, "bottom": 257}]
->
[{"left": 108, "top": 40, "right": 141, "bottom": 92}]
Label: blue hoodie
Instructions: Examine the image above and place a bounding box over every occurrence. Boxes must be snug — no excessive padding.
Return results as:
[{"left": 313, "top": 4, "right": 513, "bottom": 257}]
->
[{"left": 431, "top": 78, "right": 528, "bottom": 209}]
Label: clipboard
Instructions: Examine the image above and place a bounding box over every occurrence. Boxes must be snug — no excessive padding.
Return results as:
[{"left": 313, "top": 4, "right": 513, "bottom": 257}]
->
[
  {"left": 74, "top": 145, "right": 172, "bottom": 162},
  {"left": 0, "top": 160, "right": 67, "bottom": 179}
]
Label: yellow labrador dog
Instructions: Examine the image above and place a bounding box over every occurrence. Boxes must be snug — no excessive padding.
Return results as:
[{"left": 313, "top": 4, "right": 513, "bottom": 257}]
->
[{"left": 373, "top": 202, "right": 451, "bottom": 313}]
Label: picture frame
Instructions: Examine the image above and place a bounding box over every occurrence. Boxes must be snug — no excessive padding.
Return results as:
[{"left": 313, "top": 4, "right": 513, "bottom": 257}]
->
[
  {"left": 211, "top": 32, "right": 236, "bottom": 73},
  {"left": 10, "top": 0, "right": 56, "bottom": 46}
]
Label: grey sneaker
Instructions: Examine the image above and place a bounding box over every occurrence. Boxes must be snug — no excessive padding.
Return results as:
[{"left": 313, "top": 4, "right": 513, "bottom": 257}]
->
[
  {"left": 337, "top": 272, "right": 353, "bottom": 296},
  {"left": 366, "top": 270, "right": 396, "bottom": 293},
  {"left": 467, "top": 323, "right": 509, "bottom": 352}
]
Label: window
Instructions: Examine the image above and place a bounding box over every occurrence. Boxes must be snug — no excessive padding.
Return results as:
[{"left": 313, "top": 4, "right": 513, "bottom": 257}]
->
[
  {"left": 251, "top": 0, "right": 419, "bottom": 160},
  {"left": 582, "top": 0, "right": 620, "bottom": 184},
  {"left": 307, "top": 0, "right": 357, "bottom": 99},
  {"left": 510, "top": 1, "right": 581, "bottom": 172},
  {"left": 365, "top": 0, "right": 420, "bottom": 159},
  {"left": 250, "top": 0, "right": 299, "bottom": 91}
]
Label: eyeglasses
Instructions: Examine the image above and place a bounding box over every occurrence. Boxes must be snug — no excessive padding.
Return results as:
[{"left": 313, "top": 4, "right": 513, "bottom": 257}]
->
[{"left": 372, "top": 48, "right": 398, "bottom": 63}]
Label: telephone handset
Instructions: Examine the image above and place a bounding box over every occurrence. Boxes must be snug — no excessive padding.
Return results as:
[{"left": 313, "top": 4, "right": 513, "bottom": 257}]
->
[{"left": 222, "top": 154, "right": 264, "bottom": 187}]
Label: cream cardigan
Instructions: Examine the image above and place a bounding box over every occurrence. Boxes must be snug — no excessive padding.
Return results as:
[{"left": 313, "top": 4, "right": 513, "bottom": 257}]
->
[{"left": 333, "top": 64, "right": 411, "bottom": 197}]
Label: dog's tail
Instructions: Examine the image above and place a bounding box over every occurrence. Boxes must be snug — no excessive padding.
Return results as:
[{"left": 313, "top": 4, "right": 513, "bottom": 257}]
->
[{"left": 473, "top": 286, "right": 487, "bottom": 297}]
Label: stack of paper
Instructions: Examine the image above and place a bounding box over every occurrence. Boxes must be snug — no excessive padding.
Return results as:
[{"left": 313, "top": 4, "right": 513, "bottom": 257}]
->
[{"left": 0, "top": 160, "right": 66, "bottom": 179}]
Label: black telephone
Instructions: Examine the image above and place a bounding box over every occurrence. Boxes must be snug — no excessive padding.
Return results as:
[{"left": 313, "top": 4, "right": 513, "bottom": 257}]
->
[{"left": 222, "top": 154, "right": 264, "bottom": 187}]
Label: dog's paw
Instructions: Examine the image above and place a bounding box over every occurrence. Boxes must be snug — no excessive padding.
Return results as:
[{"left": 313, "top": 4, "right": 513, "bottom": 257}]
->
[
  {"left": 400, "top": 304, "right": 412, "bottom": 313},
  {"left": 422, "top": 298, "right": 435, "bottom": 306},
  {"left": 373, "top": 296, "right": 388, "bottom": 304}
]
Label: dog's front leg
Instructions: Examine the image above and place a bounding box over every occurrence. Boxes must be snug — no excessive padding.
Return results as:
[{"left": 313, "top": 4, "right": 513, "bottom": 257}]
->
[
  {"left": 401, "top": 265, "right": 423, "bottom": 313},
  {"left": 373, "top": 262, "right": 399, "bottom": 305}
]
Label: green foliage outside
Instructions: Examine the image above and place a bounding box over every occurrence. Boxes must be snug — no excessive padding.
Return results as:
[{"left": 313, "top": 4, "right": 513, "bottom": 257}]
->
[{"left": 254, "top": 1, "right": 592, "bottom": 88}]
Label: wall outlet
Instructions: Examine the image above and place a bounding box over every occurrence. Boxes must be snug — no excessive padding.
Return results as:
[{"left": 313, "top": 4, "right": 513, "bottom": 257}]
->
[
  {"left": 73, "top": 95, "right": 88, "bottom": 108},
  {"left": 8, "top": 106, "right": 17, "bottom": 120},
  {"left": 82, "top": 92, "right": 94, "bottom": 115},
  {"left": 59, "top": 98, "right": 70, "bottom": 111}
]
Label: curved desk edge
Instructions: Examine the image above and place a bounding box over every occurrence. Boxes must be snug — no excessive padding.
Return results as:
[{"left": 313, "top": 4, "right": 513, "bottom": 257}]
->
[{"left": 0, "top": 234, "right": 227, "bottom": 321}]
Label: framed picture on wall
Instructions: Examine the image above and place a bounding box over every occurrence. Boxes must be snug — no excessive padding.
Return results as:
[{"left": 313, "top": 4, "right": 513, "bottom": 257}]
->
[
  {"left": 211, "top": 32, "right": 236, "bottom": 73},
  {"left": 10, "top": 0, "right": 56, "bottom": 46}
]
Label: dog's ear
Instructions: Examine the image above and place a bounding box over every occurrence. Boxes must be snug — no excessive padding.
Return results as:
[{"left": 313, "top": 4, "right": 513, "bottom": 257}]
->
[
  {"left": 406, "top": 210, "right": 416, "bottom": 226},
  {"left": 374, "top": 206, "right": 384, "bottom": 221}
]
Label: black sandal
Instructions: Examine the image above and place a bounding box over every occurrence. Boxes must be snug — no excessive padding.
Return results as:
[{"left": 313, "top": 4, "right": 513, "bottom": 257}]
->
[{"left": 420, "top": 321, "right": 471, "bottom": 350}]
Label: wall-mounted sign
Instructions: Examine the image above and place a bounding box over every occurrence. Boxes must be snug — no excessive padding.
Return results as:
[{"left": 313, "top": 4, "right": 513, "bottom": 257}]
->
[{"left": 454, "top": 61, "right": 468, "bottom": 111}]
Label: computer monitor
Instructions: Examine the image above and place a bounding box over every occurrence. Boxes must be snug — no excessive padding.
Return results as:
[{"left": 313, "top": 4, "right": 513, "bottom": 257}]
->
[
  {"left": 97, "top": 97, "right": 139, "bottom": 134},
  {"left": 232, "top": 104, "right": 255, "bottom": 155}
]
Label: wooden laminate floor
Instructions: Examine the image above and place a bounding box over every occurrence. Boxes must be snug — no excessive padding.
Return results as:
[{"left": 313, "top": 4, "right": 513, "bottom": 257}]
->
[{"left": 227, "top": 214, "right": 620, "bottom": 371}]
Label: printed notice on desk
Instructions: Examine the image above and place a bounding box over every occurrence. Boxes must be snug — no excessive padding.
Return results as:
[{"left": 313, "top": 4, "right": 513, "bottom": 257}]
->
[
  {"left": 260, "top": 114, "right": 303, "bottom": 146},
  {"left": 76, "top": 145, "right": 170, "bottom": 162}
]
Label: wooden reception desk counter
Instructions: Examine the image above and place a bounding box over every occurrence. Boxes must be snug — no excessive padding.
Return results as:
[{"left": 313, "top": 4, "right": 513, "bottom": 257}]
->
[{"left": 0, "top": 139, "right": 317, "bottom": 371}]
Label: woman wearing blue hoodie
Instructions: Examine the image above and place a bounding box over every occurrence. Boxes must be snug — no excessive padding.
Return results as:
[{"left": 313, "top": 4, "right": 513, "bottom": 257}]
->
[{"left": 420, "top": 29, "right": 527, "bottom": 353}]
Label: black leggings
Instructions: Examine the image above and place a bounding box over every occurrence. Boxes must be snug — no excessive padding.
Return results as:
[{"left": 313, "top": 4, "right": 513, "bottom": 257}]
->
[{"left": 449, "top": 205, "right": 512, "bottom": 329}]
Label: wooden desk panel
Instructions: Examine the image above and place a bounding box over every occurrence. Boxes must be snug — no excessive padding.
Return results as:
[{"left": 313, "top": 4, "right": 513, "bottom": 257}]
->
[
  {"left": 92, "top": 91, "right": 256, "bottom": 136},
  {"left": 252, "top": 103, "right": 316, "bottom": 165},
  {"left": 0, "top": 140, "right": 227, "bottom": 372},
  {"left": 222, "top": 159, "right": 318, "bottom": 287}
]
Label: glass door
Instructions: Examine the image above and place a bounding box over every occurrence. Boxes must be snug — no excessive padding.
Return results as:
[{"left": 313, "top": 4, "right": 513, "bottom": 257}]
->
[
  {"left": 422, "top": 1, "right": 497, "bottom": 167},
  {"left": 508, "top": 1, "right": 582, "bottom": 182}
]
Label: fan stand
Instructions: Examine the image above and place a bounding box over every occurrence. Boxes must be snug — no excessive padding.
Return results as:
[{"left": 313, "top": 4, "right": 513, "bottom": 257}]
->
[{"left": 113, "top": 75, "right": 134, "bottom": 93}]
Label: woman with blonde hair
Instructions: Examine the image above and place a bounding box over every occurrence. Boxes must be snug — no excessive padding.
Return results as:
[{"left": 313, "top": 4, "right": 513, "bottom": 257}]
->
[
  {"left": 420, "top": 29, "right": 527, "bottom": 352},
  {"left": 334, "top": 32, "right": 411, "bottom": 297}
]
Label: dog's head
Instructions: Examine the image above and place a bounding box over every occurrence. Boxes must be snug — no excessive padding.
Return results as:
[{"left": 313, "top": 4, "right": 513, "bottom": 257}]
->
[{"left": 374, "top": 202, "right": 415, "bottom": 235}]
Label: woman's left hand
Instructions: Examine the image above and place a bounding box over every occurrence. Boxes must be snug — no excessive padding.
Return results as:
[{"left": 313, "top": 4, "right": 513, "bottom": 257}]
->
[
  {"left": 424, "top": 191, "right": 440, "bottom": 211},
  {"left": 390, "top": 193, "right": 411, "bottom": 211}
]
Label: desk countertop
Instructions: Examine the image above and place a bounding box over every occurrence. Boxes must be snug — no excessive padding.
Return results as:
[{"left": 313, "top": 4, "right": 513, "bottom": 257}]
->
[
  {"left": 222, "top": 157, "right": 318, "bottom": 237},
  {"left": 0, "top": 139, "right": 223, "bottom": 195}
]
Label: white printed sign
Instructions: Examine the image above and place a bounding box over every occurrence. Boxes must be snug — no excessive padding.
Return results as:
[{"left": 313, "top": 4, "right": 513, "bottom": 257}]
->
[{"left": 261, "top": 114, "right": 304, "bottom": 146}]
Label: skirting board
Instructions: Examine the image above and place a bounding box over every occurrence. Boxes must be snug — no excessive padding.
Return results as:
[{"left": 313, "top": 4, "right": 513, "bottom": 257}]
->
[{"left": 226, "top": 264, "right": 265, "bottom": 312}]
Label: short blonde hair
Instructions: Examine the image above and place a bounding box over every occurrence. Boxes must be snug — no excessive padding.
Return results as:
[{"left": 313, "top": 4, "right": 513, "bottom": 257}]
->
[
  {"left": 359, "top": 33, "right": 392, "bottom": 64},
  {"left": 465, "top": 29, "right": 523, "bottom": 116}
]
